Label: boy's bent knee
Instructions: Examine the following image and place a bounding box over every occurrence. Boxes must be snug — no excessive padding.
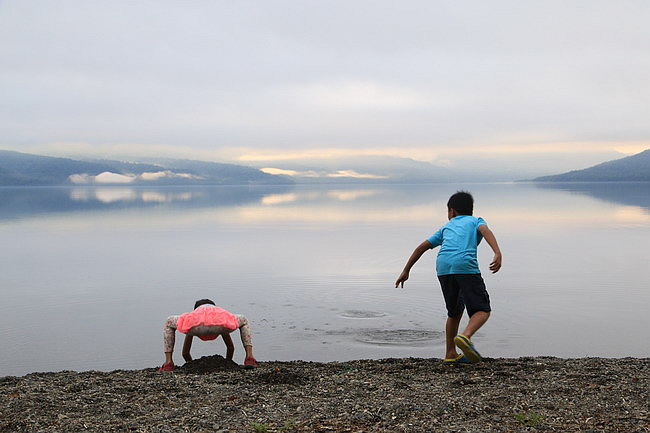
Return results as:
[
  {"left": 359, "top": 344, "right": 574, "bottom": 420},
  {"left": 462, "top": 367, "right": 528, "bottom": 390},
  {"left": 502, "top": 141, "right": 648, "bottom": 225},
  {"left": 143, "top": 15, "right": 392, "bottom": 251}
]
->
[{"left": 467, "top": 309, "right": 491, "bottom": 318}]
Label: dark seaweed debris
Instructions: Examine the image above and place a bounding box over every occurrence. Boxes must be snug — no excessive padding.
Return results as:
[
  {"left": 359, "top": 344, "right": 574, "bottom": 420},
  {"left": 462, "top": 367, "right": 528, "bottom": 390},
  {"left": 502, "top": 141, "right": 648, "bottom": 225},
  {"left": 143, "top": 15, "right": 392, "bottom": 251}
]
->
[
  {"left": 179, "top": 354, "right": 241, "bottom": 374},
  {"left": 1, "top": 357, "right": 648, "bottom": 432}
]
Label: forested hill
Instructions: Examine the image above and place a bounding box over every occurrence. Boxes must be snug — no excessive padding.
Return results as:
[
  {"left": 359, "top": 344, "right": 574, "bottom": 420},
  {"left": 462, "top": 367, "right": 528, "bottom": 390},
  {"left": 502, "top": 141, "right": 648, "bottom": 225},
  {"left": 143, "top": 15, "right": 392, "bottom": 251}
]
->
[
  {"left": 0, "top": 150, "right": 113, "bottom": 185},
  {"left": 534, "top": 149, "right": 650, "bottom": 182},
  {"left": 0, "top": 150, "right": 292, "bottom": 186}
]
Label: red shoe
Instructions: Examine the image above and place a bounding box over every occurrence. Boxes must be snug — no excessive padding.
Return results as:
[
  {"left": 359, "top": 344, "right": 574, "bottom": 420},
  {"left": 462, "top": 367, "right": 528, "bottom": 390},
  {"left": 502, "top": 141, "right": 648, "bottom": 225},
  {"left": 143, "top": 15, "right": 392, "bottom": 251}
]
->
[
  {"left": 158, "top": 362, "right": 175, "bottom": 371},
  {"left": 244, "top": 357, "right": 258, "bottom": 369}
]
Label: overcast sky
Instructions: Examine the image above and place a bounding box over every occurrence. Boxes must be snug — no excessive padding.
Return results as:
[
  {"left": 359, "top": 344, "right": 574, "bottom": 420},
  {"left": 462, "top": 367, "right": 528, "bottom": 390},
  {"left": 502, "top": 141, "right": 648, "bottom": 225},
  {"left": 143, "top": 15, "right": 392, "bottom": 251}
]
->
[{"left": 1, "top": 0, "right": 649, "bottom": 174}]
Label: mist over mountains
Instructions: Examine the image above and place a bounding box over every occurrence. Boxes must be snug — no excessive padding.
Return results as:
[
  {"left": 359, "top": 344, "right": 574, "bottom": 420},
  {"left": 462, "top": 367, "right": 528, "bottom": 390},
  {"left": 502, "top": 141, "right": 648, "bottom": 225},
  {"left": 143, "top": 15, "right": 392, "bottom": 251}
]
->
[
  {"left": 0, "top": 150, "right": 504, "bottom": 185},
  {"left": 0, "top": 150, "right": 291, "bottom": 186},
  {"left": 258, "top": 155, "right": 454, "bottom": 183},
  {"left": 1, "top": 148, "right": 648, "bottom": 186},
  {"left": 243, "top": 150, "right": 632, "bottom": 183}
]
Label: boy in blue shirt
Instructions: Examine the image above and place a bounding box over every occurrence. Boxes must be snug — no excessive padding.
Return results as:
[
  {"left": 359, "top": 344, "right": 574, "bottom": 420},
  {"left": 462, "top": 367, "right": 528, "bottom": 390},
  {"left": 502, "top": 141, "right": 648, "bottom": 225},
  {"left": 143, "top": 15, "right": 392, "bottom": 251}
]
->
[{"left": 395, "top": 191, "right": 502, "bottom": 363}]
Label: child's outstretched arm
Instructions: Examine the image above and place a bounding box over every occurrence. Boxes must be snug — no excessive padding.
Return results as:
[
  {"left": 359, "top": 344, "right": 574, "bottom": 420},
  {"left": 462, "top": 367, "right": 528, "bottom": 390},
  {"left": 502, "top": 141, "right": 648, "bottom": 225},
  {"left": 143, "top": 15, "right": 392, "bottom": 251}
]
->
[
  {"left": 478, "top": 225, "right": 502, "bottom": 273},
  {"left": 395, "top": 240, "right": 432, "bottom": 288}
]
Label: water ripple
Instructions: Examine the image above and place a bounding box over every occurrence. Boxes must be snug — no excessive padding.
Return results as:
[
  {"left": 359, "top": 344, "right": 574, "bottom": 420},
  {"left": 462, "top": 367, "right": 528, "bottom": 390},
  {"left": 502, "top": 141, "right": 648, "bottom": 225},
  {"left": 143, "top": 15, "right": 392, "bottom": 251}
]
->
[{"left": 338, "top": 310, "right": 388, "bottom": 319}]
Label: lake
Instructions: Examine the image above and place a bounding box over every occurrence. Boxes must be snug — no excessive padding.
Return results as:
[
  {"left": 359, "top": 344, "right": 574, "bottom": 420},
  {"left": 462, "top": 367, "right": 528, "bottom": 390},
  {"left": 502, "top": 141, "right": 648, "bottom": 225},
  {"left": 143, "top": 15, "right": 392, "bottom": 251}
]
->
[{"left": 1, "top": 182, "right": 649, "bottom": 376}]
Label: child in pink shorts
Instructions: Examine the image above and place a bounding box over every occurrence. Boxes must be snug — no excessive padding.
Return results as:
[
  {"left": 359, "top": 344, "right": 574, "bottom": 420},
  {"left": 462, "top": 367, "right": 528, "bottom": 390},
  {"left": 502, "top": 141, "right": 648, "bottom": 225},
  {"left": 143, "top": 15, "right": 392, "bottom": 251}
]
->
[{"left": 159, "top": 299, "right": 258, "bottom": 371}]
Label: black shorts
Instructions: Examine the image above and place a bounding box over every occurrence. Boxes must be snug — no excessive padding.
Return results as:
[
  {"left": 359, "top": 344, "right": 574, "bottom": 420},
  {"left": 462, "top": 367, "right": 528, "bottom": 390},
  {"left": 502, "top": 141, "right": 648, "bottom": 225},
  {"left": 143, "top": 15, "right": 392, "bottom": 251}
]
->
[{"left": 438, "top": 273, "right": 491, "bottom": 318}]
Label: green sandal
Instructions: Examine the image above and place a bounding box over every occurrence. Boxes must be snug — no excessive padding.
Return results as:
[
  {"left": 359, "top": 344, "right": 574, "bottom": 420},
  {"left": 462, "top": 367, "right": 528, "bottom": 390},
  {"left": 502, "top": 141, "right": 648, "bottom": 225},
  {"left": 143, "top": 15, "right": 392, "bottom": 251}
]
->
[
  {"left": 453, "top": 334, "right": 482, "bottom": 363},
  {"left": 443, "top": 354, "right": 471, "bottom": 364}
]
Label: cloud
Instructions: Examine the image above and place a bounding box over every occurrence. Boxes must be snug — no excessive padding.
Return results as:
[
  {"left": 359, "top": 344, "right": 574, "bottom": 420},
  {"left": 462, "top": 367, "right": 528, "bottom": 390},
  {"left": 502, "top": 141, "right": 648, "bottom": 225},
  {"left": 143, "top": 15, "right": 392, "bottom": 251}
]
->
[
  {"left": 1, "top": 1, "right": 649, "bottom": 168},
  {"left": 69, "top": 172, "right": 136, "bottom": 184},
  {"left": 94, "top": 172, "right": 134, "bottom": 184},
  {"left": 260, "top": 168, "right": 301, "bottom": 176},
  {"left": 261, "top": 167, "right": 388, "bottom": 180},
  {"left": 68, "top": 173, "right": 92, "bottom": 184},
  {"left": 326, "top": 170, "right": 388, "bottom": 179},
  {"left": 285, "top": 81, "right": 432, "bottom": 111},
  {"left": 139, "top": 171, "right": 203, "bottom": 181},
  {"left": 68, "top": 170, "right": 202, "bottom": 184}
]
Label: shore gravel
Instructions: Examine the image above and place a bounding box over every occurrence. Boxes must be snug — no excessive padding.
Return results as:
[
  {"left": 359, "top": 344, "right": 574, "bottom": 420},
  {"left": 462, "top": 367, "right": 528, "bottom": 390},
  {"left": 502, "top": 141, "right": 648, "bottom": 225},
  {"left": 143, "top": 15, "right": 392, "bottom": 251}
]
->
[{"left": 1, "top": 356, "right": 648, "bottom": 432}]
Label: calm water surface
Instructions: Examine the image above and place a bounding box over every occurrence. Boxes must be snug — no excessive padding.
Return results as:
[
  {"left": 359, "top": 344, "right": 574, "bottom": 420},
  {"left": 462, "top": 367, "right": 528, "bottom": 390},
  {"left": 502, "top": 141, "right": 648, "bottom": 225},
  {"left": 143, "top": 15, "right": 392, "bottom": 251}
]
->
[{"left": 1, "top": 183, "right": 649, "bottom": 376}]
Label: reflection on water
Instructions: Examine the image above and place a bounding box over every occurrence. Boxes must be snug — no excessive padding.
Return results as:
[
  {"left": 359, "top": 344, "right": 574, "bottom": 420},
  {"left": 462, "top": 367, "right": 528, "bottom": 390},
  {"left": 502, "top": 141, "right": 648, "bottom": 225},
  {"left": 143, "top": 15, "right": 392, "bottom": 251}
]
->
[
  {"left": 613, "top": 206, "right": 650, "bottom": 223},
  {"left": 2, "top": 182, "right": 649, "bottom": 222},
  {"left": 0, "top": 182, "right": 649, "bottom": 376},
  {"left": 534, "top": 182, "right": 650, "bottom": 212},
  {"left": 70, "top": 188, "right": 197, "bottom": 204},
  {"left": 0, "top": 185, "right": 292, "bottom": 221},
  {"left": 261, "top": 193, "right": 299, "bottom": 205},
  {"left": 75, "top": 188, "right": 138, "bottom": 203},
  {"left": 327, "top": 189, "right": 380, "bottom": 201},
  {"left": 0, "top": 184, "right": 447, "bottom": 225},
  {"left": 5, "top": 182, "right": 647, "bottom": 226}
]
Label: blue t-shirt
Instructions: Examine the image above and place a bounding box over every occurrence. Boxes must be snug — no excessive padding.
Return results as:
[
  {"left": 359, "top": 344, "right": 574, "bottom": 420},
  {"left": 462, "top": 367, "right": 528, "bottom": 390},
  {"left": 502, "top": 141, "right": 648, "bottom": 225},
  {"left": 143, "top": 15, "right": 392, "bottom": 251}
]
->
[{"left": 427, "top": 215, "right": 486, "bottom": 276}]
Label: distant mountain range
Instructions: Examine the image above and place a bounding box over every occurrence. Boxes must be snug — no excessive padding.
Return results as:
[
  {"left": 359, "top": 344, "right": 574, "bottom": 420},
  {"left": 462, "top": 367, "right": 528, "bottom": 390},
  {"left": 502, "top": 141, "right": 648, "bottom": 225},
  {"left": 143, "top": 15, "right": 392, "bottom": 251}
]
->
[
  {"left": 533, "top": 149, "right": 650, "bottom": 182},
  {"left": 2, "top": 148, "right": 649, "bottom": 186},
  {"left": 245, "top": 151, "right": 630, "bottom": 183},
  {"left": 257, "top": 155, "right": 458, "bottom": 184},
  {"left": 0, "top": 150, "right": 487, "bottom": 185},
  {"left": 0, "top": 150, "right": 292, "bottom": 186}
]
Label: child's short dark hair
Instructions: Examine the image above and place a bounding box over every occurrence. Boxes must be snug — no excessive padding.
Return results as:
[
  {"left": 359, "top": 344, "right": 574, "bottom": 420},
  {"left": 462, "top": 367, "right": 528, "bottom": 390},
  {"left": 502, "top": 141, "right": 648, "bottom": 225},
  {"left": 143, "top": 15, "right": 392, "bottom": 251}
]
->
[
  {"left": 194, "top": 299, "right": 216, "bottom": 309},
  {"left": 447, "top": 191, "right": 474, "bottom": 215}
]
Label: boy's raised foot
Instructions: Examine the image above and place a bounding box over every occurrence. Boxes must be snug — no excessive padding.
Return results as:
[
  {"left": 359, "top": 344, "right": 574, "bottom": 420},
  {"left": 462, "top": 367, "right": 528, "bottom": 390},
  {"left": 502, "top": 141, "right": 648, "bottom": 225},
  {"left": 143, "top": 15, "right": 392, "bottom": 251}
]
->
[{"left": 453, "top": 334, "right": 482, "bottom": 363}]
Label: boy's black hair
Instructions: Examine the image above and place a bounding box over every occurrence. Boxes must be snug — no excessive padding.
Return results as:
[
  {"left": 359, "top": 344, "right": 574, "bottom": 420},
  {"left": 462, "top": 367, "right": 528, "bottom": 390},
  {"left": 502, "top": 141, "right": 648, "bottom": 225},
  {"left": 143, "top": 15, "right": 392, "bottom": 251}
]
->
[
  {"left": 447, "top": 191, "right": 474, "bottom": 215},
  {"left": 194, "top": 298, "right": 216, "bottom": 309}
]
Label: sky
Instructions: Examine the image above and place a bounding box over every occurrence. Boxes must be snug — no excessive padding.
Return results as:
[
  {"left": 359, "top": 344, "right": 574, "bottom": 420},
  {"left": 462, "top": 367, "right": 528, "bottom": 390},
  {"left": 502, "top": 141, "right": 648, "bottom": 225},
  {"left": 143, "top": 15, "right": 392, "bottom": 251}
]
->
[{"left": 1, "top": 0, "right": 649, "bottom": 177}]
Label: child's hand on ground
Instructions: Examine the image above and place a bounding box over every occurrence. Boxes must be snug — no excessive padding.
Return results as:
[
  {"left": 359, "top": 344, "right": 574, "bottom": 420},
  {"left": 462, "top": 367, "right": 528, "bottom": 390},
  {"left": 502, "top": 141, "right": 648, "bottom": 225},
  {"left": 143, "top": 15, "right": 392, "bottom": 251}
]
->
[
  {"left": 489, "top": 253, "right": 502, "bottom": 273},
  {"left": 395, "top": 271, "right": 409, "bottom": 288}
]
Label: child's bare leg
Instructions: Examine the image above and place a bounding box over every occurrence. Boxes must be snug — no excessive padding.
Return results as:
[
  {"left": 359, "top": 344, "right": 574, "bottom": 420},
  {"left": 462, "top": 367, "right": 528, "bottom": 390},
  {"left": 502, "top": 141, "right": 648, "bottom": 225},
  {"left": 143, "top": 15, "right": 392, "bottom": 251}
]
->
[
  {"left": 461, "top": 311, "right": 490, "bottom": 339},
  {"left": 445, "top": 314, "right": 462, "bottom": 358},
  {"left": 163, "top": 315, "right": 180, "bottom": 364},
  {"left": 235, "top": 314, "right": 255, "bottom": 358}
]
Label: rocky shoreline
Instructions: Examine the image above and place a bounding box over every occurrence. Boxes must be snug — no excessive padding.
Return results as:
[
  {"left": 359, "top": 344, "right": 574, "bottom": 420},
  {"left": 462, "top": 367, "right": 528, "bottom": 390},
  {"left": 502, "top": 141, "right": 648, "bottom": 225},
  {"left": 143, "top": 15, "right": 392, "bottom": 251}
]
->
[{"left": 1, "top": 356, "right": 648, "bottom": 432}]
